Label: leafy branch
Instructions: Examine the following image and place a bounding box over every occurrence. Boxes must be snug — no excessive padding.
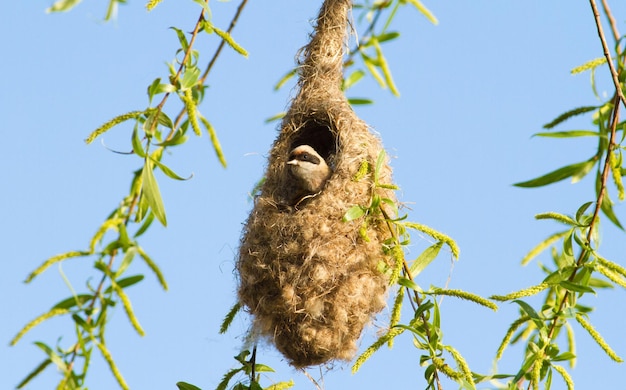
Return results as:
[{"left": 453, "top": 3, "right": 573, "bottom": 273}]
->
[
  {"left": 492, "top": 1, "right": 626, "bottom": 388},
  {"left": 12, "top": 0, "right": 249, "bottom": 388}
]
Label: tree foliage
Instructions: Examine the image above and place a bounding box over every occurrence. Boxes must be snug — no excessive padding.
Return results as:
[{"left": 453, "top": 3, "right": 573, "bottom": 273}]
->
[{"left": 10, "top": 0, "right": 626, "bottom": 389}]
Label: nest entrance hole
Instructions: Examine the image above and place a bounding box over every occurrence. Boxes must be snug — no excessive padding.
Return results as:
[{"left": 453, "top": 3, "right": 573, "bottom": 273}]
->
[{"left": 290, "top": 120, "right": 338, "bottom": 165}]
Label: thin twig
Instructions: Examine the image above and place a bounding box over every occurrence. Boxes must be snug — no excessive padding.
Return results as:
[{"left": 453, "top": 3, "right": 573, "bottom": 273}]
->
[
  {"left": 600, "top": 0, "right": 620, "bottom": 42},
  {"left": 589, "top": 0, "right": 626, "bottom": 109},
  {"left": 172, "top": 0, "right": 250, "bottom": 131},
  {"left": 380, "top": 206, "right": 443, "bottom": 390}
]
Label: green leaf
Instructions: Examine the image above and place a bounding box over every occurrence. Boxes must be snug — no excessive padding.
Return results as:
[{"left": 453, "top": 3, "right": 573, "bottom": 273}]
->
[
  {"left": 601, "top": 195, "right": 624, "bottom": 230},
  {"left": 274, "top": 69, "right": 297, "bottom": 91},
  {"left": 46, "top": 0, "right": 82, "bottom": 13},
  {"left": 514, "top": 159, "right": 596, "bottom": 187},
  {"left": 533, "top": 130, "right": 603, "bottom": 138},
  {"left": 265, "top": 112, "right": 286, "bottom": 123},
  {"left": 141, "top": 159, "right": 167, "bottom": 226},
  {"left": 219, "top": 302, "right": 241, "bottom": 334},
  {"left": 404, "top": 0, "right": 438, "bottom": 25},
  {"left": 15, "top": 358, "right": 52, "bottom": 389},
  {"left": 543, "top": 106, "right": 598, "bottom": 129},
  {"left": 410, "top": 242, "right": 443, "bottom": 276},
  {"left": 52, "top": 294, "right": 93, "bottom": 310},
  {"left": 343, "top": 205, "right": 366, "bottom": 222},
  {"left": 149, "top": 156, "right": 193, "bottom": 181},
  {"left": 343, "top": 69, "right": 366, "bottom": 90},
  {"left": 559, "top": 280, "right": 595, "bottom": 294},
  {"left": 116, "top": 274, "right": 145, "bottom": 289},
  {"left": 377, "top": 31, "right": 400, "bottom": 43},
  {"left": 180, "top": 66, "right": 201, "bottom": 90},
  {"left": 512, "top": 300, "right": 545, "bottom": 331},
  {"left": 575, "top": 201, "right": 594, "bottom": 223},
  {"left": 253, "top": 363, "right": 275, "bottom": 373},
  {"left": 348, "top": 98, "right": 374, "bottom": 105},
  {"left": 176, "top": 382, "right": 202, "bottom": 390},
  {"left": 170, "top": 27, "right": 189, "bottom": 52},
  {"left": 131, "top": 125, "right": 146, "bottom": 157},
  {"left": 265, "top": 380, "right": 295, "bottom": 390},
  {"left": 134, "top": 212, "right": 155, "bottom": 238},
  {"left": 397, "top": 277, "right": 421, "bottom": 291}
]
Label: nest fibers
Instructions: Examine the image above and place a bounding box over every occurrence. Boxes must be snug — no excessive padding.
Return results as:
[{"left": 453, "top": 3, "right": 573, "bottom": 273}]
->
[{"left": 237, "top": 0, "right": 397, "bottom": 368}]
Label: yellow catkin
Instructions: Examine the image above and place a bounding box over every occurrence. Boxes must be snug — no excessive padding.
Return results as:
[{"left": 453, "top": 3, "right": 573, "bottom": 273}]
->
[
  {"left": 552, "top": 364, "right": 574, "bottom": 390},
  {"left": 404, "top": 222, "right": 460, "bottom": 259},
  {"left": 432, "top": 357, "right": 463, "bottom": 380},
  {"left": 531, "top": 354, "right": 542, "bottom": 390},
  {"left": 445, "top": 346, "right": 475, "bottom": 388},
  {"left": 25, "top": 251, "right": 90, "bottom": 283},
  {"left": 199, "top": 116, "right": 227, "bottom": 168},
  {"left": 596, "top": 264, "right": 626, "bottom": 288},
  {"left": 521, "top": 230, "right": 569, "bottom": 266},
  {"left": 570, "top": 57, "right": 607, "bottom": 74},
  {"left": 490, "top": 282, "right": 550, "bottom": 301},
  {"left": 95, "top": 340, "right": 130, "bottom": 390},
  {"left": 597, "top": 256, "right": 626, "bottom": 277},
  {"left": 575, "top": 313, "right": 623, "bottom": 362},
  {"left": 145, "top": 0, "right": 162, "bottom": 11},
  {"left": 183, "top": 89, "right": 202, "bottom": 137},
  {"left": 609, "top": 151, "right": 625, "bottom": 201},
  {"left": 496, "top": 316, "right": 531, "bottom": 360},
  {"left": 112, "top": 282, "right": 145, "bottom": 336},
  {"left": 137, "top": 246, "right": 168, "bottom": 290},
  {"left": 432, "top": 288, "right": 497, "bottom": 311},
  {"left": 84, "top": 111, "right": 143, "bottom": 144},
  {"left": 11, "top": 308, "right": 69, "bottom": 346}
]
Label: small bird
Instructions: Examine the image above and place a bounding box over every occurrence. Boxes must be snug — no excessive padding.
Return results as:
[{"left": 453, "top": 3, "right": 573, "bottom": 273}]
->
[{"left": 287, "top": 145, "right": 332, "bottom": 196}]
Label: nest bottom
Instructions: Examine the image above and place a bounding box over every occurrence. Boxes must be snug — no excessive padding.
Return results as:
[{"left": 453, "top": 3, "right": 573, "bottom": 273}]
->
[{"left": 239, "top": 220, "right": 390, "bottom": 367}]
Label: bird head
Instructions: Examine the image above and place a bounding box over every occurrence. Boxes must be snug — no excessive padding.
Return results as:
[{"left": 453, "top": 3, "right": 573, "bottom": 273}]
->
[{"left": 287, "top": 145, "right": 331, "bottom": 194}]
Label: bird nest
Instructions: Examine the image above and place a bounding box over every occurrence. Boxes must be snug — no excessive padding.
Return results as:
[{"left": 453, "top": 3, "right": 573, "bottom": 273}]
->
[{"left": 236, "top": 0, "right": 397, "bottom": 367}]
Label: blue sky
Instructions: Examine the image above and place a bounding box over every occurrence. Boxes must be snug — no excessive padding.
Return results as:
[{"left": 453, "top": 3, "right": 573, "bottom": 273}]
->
[{"left": 2, "top": 1, "right": 626, "bottom": 389}]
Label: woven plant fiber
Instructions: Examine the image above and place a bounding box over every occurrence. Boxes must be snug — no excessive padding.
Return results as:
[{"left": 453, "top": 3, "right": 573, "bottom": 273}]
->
[{"left": 237, "top": 0, "right": 397, "bottom": 367}]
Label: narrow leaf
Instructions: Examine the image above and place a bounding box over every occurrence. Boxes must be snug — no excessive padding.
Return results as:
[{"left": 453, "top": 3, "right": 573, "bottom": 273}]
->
[
  {"left": 514, "top": 160, "right": 595, "bottom": 187},
  {"left": 343, "top": 205, "right": 366, "bottom": 222},
  {"left": 410, "top": 242, "right": 443, "bottom": 276},
  {"left": 141, "top": 159, "right": 167, "bottom": 226},
  {"left": 46, "top": 0, "right": 82, "bottom": 13},
  {"left": 219, "top": 302, "right": 241, "bottom": 334},
  {"left": 559, "top": 280, "right": 595, "bottom": 294},
  {"left": 543, "top": 106, "right": 598, "bottom": 129},
  {"left": 52, "top": 294, "right": 93, "bottom": 310},
  {"left": 136, "top": 246, "right": 168, "bottom": 290},
  {"left": 533, "top": 130, "right": 603, "bottom": 138},
  {"left": 150, "top": 156, "right": 193, "bottom": 181},
  {"left": 404, "top": 0, "right": 438, "bottom": 25},
  {"left": 176, "top": 382, "right": 202, "bottom": 390},
  {"left": 16, "top": 359, "right": 52, "bottom": 389}
]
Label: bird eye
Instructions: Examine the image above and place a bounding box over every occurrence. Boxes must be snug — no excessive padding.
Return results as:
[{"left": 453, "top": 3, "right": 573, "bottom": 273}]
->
[{"left": 301, "top": 153, "right": 309, "bottom": 160}]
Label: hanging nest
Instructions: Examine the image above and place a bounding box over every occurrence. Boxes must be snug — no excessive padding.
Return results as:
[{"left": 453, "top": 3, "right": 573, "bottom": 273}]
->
[{"left": 236, "top": 0, "right": 397, "bottom": 368}]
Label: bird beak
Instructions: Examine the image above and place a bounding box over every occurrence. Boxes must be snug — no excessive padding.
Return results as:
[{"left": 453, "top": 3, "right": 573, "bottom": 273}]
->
[{"left": 287, "top": 159, "right": 297, "bottom": 165}]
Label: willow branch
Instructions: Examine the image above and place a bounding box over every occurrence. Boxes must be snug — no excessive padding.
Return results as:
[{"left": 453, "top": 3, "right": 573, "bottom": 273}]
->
[
  {"left": 172, "top": 0, "right": 249, "bottom": 131},
  {"left": 589, "top": 0, "right": 626, "bottom": 109}
]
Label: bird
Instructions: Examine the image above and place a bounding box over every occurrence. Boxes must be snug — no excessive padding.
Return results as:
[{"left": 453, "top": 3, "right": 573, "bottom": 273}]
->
[{"left": 286, "top": 145, "right": 332, "bottom": 197}]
